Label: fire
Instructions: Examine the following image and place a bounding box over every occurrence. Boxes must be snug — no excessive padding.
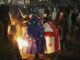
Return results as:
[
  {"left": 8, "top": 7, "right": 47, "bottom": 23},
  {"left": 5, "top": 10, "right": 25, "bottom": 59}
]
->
[
  {"left": 8, "top": 12, "right": 28, "bottom": 58},
  {"left": 16, "top": 37, "right": 28, "bottom": 50}
]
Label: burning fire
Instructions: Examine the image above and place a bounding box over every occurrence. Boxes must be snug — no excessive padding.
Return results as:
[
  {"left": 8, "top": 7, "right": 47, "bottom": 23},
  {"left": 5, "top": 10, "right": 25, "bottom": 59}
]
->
[
  {"left": 16, "top": 37, "right": 29, "bottom": 59},
  {"left": 8, "top": 12, "right": 30, "bottom": 59},
  {"left": 16, "top": 37, "right": 28, "bottom": 50}
]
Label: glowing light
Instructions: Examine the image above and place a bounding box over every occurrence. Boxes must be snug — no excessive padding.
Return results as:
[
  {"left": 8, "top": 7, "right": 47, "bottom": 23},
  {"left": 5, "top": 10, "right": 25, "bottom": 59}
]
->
[
  {"left": 29, "top": 14, "right": 33, "bottom": 19},
  {"left": 16, "top": 37, "right": 28, "bottom": 50},
  {"left": 60, "top": 12, "right": 64, "bottom": 16},
  {"left": 43, "top": 14, "right": 47, "bottom": 17},
  {"left": 39, "top": 0, "right": 42, "bottom": 1}
]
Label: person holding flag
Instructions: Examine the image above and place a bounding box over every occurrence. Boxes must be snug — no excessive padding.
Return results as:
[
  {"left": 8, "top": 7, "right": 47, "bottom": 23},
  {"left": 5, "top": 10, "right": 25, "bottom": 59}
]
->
[
  {"left": 24, "top": 14, "right": 46, "bottom": 60},
  {"left": 43, "top": 12, "right": 61, "bottom": 60}
]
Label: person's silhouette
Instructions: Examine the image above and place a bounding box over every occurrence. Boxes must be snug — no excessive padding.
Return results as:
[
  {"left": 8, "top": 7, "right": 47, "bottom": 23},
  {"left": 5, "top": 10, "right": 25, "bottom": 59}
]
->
[{"left": 0, "top": 5, "right": 22, "bottom": 60}]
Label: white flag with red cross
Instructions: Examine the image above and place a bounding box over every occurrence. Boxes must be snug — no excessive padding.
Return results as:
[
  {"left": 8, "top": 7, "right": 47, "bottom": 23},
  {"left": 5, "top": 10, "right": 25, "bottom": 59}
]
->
[{"left": 43, "top": 21, "right": 61, "bottom": 54}]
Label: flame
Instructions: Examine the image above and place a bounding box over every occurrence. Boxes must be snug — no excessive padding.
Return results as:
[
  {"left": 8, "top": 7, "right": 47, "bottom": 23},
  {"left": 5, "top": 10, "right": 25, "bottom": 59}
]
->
[
  {"left": 16, "top": 37, "right": 28, "bottom": 50},
  {"left": 8, "top": 14, "right": 28, "bottom": 58}
]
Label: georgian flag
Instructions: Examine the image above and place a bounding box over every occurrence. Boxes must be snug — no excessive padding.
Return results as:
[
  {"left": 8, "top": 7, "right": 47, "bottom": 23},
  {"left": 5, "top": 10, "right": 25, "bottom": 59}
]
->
[{"left": 43, "top": 21, "right": 61, "bottom": 54}]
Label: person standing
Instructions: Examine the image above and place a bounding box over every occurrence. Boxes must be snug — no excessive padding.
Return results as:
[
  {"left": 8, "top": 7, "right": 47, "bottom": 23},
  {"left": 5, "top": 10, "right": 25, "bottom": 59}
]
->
[
  {"left": 27, "top": 14, "right": 46, "bottom": 60},
  {"left": 43, "top": 12, "right": 61, "bottom": 60},
  {"left": 0, "top": 5, "right": 22, "bottom": 60}
]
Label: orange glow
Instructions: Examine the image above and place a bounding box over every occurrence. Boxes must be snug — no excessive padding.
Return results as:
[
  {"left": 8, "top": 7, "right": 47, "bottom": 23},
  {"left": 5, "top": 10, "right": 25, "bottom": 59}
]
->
[{"left": 8, "top": 13, "right": 28, "bottom": 58}]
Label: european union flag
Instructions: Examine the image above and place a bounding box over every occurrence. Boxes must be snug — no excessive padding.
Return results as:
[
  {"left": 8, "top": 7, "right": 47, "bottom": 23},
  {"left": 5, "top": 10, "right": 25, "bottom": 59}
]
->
[{"left": 27, "top": 17, "right": 46, "bottom": 53}]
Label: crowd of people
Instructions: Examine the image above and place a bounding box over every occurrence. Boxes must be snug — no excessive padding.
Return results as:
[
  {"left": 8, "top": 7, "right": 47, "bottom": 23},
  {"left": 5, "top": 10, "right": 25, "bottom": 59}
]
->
[{"left": 0, "top": 4, "right": 80, "bottom": 60}]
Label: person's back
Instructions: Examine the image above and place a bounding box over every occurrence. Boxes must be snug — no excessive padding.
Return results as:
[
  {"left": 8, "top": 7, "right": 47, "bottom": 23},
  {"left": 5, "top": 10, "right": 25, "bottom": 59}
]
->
[{"left": 0, "top": 5, "right": 22, "bottom": 60}]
